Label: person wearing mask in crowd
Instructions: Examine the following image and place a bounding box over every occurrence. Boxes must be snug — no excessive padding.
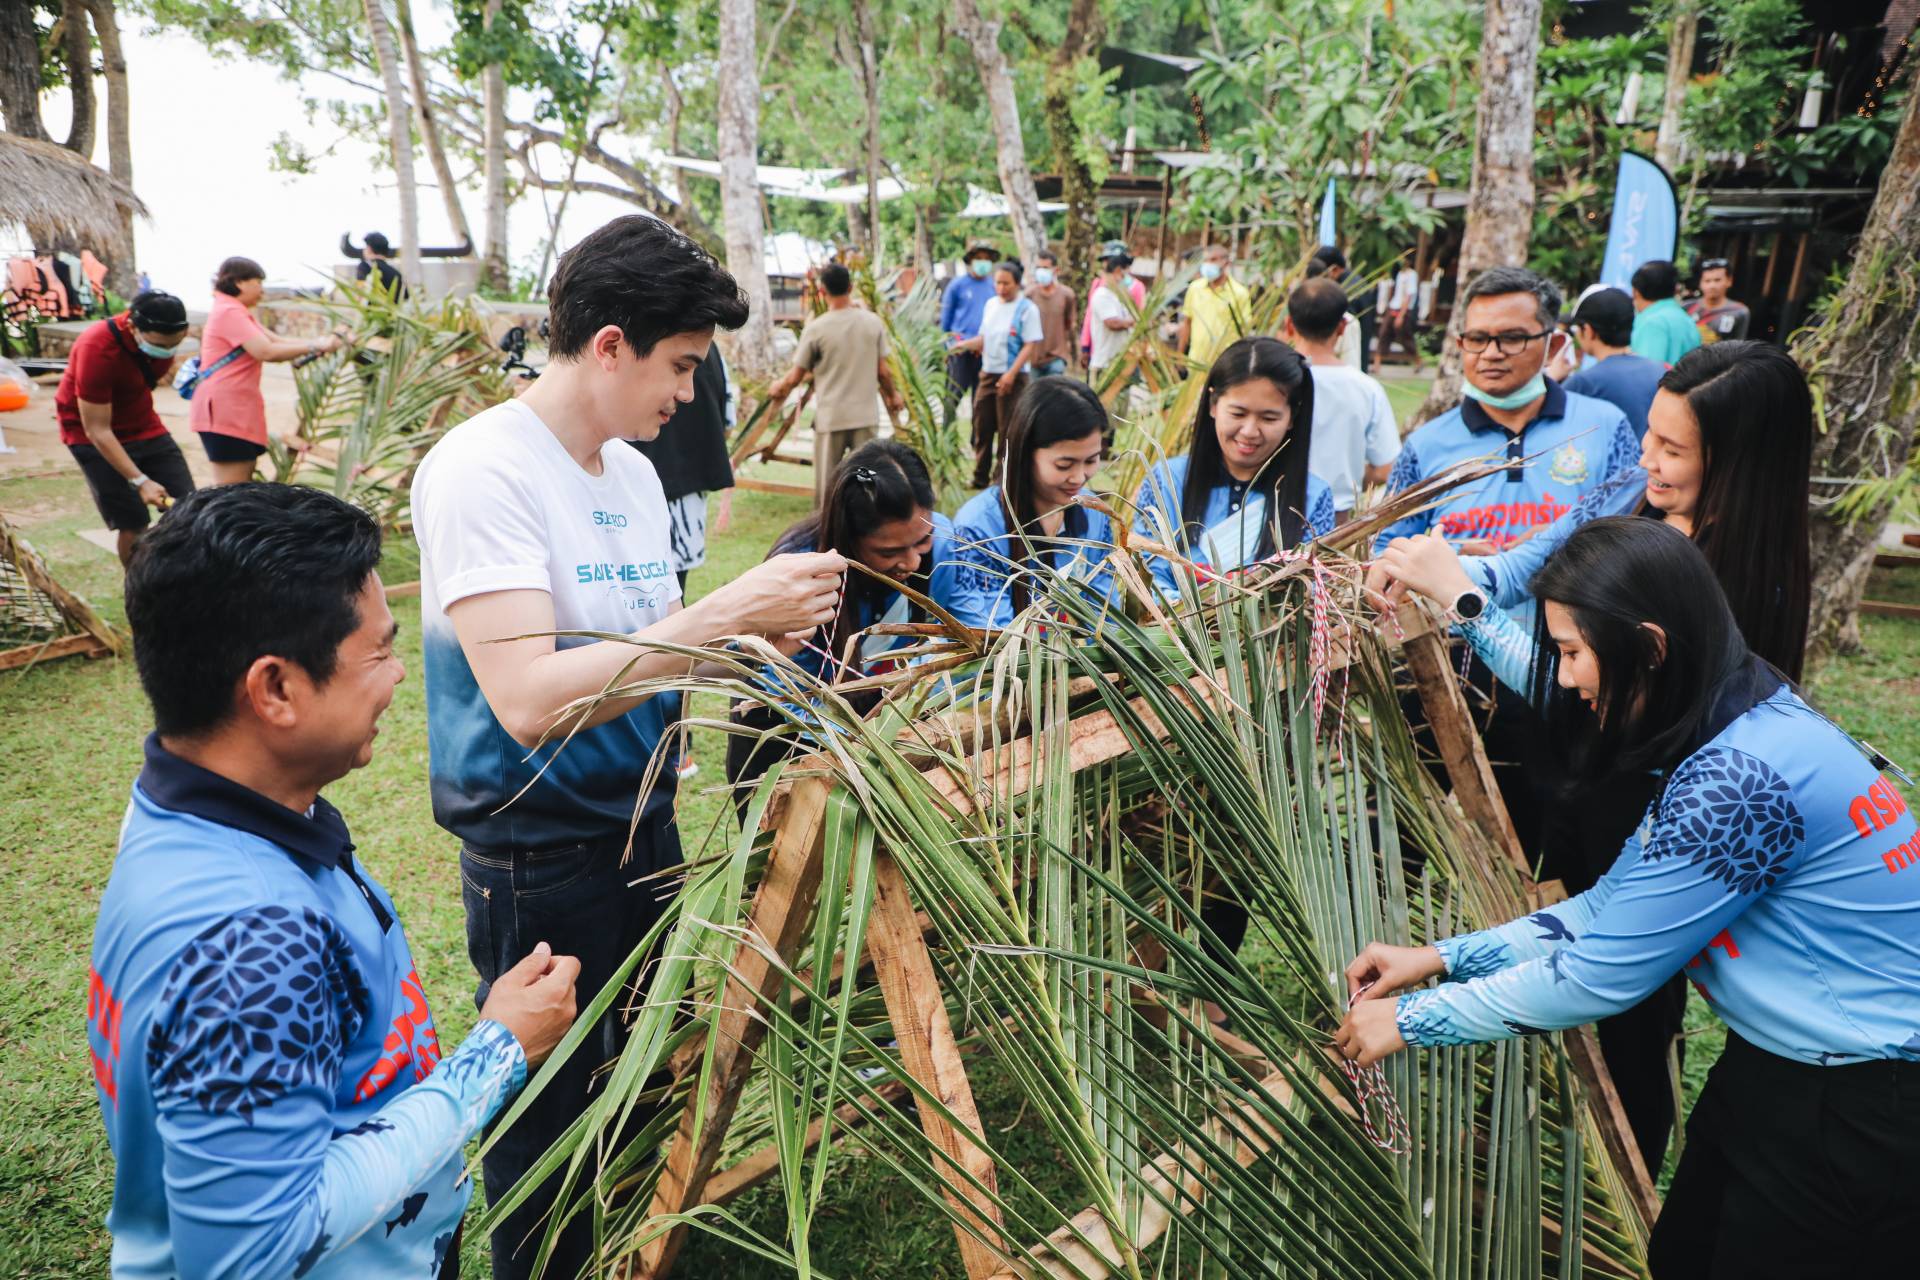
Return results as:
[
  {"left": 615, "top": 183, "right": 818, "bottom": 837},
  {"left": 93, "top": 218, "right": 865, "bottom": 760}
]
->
[
  {"left": 763, "top": 263, "right": 904, "bottom": 506},
  {"left": 955, "top": 260, "right": 1046, "bottom": 490},
  {"left": 1559, "top": 287, "right": 1665, "bottom": 436},
  {"left": 1629, "top": 259, "right": 1700, "bottom": 366},
  {"left": 631, "top": 341, "right": 738, "bottom": 782},
  {"left": 55, "top": 289, "right": 199, "bottom": 567},
  {"left": 1371, "top": 339, "right": 1815, "bottom": 1171},
  {"left": 1687, "top": 257, "right": 1751, "bottom": 343},
  {"left": 409, "top": 215, "right": 847, "bottom": 1280},
  {"left": 939, "top": 242, "right": 1000, "bottom": 427},
  {"left": 190, "top": 256, "right": 346, "bottom": 484},
  {"left": 1374, "top": 265, "right": 1640, "bottom": 858},
  {"left": 1339, "top": 517, "right": 1920, "bottom": 1278},
  {"left": 1087, "top": 251, "right": 1139, "bottom": 391},
  {"left": 1081, "top": 239, "right": 1146, "bottom": 366},
  {"left": 1303, "top": 246, "right": 1364, "bottom": 371},
  {"left": 356, "top": 231, "right": 407, "bottom": 299},
  {"left": 1177, "top": 244, "right": 1252, "bottom": 367},
  {"left": 725, "top": 440, "right": 958, "bottom": 805},
  {"left": 1285, "top": 278, "right": 1400, "bottom": 523},
  {"left": 1131, "top": 336, "right": 1335, "bottom": 596},
  {"left": 1024, "top": 250, "right": 1078, "bottom": 377},
  {"left": 89, "top": 483, "right": 579, "bottom": 1280},
  {"left": 950, "top": 376, "right": 1113, "bottom": 629}
]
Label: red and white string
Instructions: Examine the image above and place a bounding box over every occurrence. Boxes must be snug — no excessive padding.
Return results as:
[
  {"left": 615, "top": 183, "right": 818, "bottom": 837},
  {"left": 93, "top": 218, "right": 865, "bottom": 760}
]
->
[{"left": 1342, "top": 981, "right": 1413, "bottom": 1156}]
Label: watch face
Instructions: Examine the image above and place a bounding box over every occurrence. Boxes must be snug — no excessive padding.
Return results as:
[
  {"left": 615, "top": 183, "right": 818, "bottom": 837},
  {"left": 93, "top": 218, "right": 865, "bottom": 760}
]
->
[{"left": 1455, "top": 590, "right": 1486, "bottom": 620}]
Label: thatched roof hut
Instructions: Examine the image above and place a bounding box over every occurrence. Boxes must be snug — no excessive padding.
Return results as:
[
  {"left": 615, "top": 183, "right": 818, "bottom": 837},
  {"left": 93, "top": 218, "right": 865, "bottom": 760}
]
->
[{"left": 0, "top": 132, "right": 146, "bottom": 251}]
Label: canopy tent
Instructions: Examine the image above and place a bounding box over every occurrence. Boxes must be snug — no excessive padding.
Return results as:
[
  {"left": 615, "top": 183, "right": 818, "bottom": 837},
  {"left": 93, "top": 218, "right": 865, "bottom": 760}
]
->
[
  {"left": 655, "top": 155, "right": 909, "bottom": 205},
  {"left": 1097, "top": 46, "right": 1204, "bottom": 92},
  {"left": 954, "top": 183, "right": 1068, "bottom": 219}
]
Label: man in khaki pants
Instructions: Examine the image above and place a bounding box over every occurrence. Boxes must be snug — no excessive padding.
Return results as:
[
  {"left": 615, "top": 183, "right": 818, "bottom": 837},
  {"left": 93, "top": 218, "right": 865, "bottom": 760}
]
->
[{"left": 766, "top": 263, "right": 904, "bottom": 505}]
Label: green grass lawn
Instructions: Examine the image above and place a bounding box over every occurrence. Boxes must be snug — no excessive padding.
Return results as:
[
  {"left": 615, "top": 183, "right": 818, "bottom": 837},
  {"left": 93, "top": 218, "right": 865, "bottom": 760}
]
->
[{"left": 2, "top": 447, "right": 1915, "bottom": 1278}]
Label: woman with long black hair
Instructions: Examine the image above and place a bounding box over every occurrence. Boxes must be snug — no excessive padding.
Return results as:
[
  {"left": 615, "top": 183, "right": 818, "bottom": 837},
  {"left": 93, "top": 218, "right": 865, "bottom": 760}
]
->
[
  {"left": 1339, "top": 517, "right": 1920, "bottom": 1278},
  {"left": 949, "top": 375, "right": 1114, "bottom": 628},
  {"left": 1372, "top": 339, "right": 1816, "bottom": 1170},
  {"left": 1131, "top": 336, "right": 1335, "bottom": 594},
  {"left": 724, "top": 440, "right": 957, "bottom": 803}
]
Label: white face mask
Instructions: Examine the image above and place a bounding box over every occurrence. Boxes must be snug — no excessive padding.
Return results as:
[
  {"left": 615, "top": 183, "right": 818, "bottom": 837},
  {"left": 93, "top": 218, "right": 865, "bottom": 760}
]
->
[
  {"left": 1033, "top": 267, "right": 1055, "bottom": 286},
  {"left": 1199, "top": 262, "right": 1223, "bottom": 282}
]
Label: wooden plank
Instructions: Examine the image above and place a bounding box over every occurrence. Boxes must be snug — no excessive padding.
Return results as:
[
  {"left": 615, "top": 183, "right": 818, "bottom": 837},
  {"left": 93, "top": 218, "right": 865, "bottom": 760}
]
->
[
  {"left": 0, "top": 632, "right": 111, "bottom": 671},
  {"left": 1874, "top": 551, "right": 1920, "bottom": 569},
  {"left": 1862, "top": 599, "right": 1920, "bottom": 620},
  {"left": 866, "top": 849, "right": 1006, "bottom": 1277},
  {"left": 1399, "top": 624, "right": 1530, "bottom": 879},
  {"left": 637, "top": 775, "right": 837, "bottom": 1278},
  {"left": 704, "top": 1078, "right": 913, "bottom": 1205},
  {"left": 4, "top": 518, "right": 124, "bottom": 654},
  {"left": 1565, "top": 1023, "right": 1661, "bottom": 1237},
  {"left": 735, "top": 476, "right": 815, "bottom": 499},
  {"left": 382, "top": 579, "right": 421, "bottom": 599}
]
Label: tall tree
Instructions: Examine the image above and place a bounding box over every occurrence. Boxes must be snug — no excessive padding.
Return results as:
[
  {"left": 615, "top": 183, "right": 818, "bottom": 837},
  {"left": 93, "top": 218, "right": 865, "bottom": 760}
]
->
[
  {"left": 362, "top": 0, "right": 423, "bottom": 289},
  {"left": 395, "top": 0, "right": 473, "bottom": 254},
  {"left": 85, "top": 0, "right": 135, "bottom": 293},
  {"left": 951, "top": 0, "right": 1047, "bottom": 265},
  {"left": 0, "top": 2, "right": 49, "bottom": 139},
  {"left": 1041, "top": 0, "right": 1104, "bottom": 298},
  {"left": 853, "top": 0, "right": 882, "bottom": 260},
  {"left": 1794, "top": 83, "right": 1920, "bottom": 661},
  {"left": 1411, "top": 0, "right": 1543, "bottom": 425},
  {"left": 717, "top": 0, "right": 775, "bottom": 370},
  {"left": 479, "top": 0, "right": 509, "bottom": 290},
  {"left": 55, "top": 0, "right": 94, "bottom": 156},
  {"left": 1653, "top": 0, "right": 1697, "bottom": 172}
]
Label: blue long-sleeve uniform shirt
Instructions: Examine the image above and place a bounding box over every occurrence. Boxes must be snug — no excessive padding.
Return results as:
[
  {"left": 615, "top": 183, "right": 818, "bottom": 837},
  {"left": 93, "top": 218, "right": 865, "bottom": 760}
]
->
[
  {"left": 773, "top": 512, "right": 961, "bottom": 683},
  {"left": 949, "top": 486, "right": 1115, "bottom": 629},
  {"left": 939, "top": 274, "right": 998, "bottom": 340},
  {"left": 1461, "top": 465, "right": 1649, "bottom": 608},
  {"left": 1396, "top": 681, "right": 1920, "bottom": 1066},
  {"left": 1375, "top": 380, "right": 1639, "bottom": 630},
  {"left": 88, "top": 737, "right": 526, "bottom": 1278},
  {"left": 1130, "top": 456, "right": 1335, "bottom": 596}
]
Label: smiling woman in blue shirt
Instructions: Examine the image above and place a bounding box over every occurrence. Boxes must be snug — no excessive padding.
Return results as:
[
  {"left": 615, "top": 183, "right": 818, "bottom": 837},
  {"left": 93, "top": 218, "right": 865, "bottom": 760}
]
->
[
  {"left": 1338, "top": 518, "right": 1920, "bottom": 1278},
  {"left": 1130, "top": 335, "right": 1335, "bottom": 598}
]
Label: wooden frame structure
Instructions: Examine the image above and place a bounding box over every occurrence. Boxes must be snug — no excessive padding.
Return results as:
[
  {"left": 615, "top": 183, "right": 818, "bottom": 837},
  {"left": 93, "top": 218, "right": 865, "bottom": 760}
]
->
[
  {"left": 633, "top": 602, "right": 1661, "bottom": 1278},
  {"left": 0, "top": 511, "right": 121, "bottom": 672}
]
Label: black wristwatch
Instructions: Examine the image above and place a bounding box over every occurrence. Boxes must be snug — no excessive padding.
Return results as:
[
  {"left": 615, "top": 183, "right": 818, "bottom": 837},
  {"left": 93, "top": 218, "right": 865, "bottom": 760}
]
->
[{"left": 1450, "top": 588, "right": 1487, "bottom": 621}]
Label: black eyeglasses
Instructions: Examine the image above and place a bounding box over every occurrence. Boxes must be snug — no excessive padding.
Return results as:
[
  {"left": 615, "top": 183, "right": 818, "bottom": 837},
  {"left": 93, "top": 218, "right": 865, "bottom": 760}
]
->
[{"left": 1459, "top": 329, "right": 1551, "bottom": 354}]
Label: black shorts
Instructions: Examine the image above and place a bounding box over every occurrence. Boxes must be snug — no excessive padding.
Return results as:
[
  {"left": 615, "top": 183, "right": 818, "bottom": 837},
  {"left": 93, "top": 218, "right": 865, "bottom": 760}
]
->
[
  {"left": 69, "top": 434, "right": 197, "bottom": 532},
  {"left": 199, "top": 431, "right": 267, "bottom": 464}
]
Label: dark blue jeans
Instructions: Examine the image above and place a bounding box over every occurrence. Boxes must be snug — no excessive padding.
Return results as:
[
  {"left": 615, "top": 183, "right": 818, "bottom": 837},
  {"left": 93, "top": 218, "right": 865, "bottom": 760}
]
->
[{"left": 460, "top": 806, "right": 679, "bottom": 1280}]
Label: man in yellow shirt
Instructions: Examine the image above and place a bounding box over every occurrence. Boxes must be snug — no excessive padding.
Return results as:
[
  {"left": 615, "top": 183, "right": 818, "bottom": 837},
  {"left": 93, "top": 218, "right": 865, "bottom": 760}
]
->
[{"left": 1176, "top": 244, "right": 1253, "bottom": 368}]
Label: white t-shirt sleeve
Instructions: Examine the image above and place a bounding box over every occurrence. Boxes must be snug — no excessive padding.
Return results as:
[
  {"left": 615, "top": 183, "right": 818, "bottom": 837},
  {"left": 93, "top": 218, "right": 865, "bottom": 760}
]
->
[
  {"left": 415, "top": 441, "right": 555, "bottom": 609},
  {"left": 1364, "top": 379, "right": 1402, "bottom": 466},
  {"left": 1016, "top": 301, "right": 1046, "bottom": 345}
]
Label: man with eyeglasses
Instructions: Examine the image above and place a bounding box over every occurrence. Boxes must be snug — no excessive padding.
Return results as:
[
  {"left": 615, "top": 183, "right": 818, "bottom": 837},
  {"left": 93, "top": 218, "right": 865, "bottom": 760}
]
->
[{"left": 1686, "top": 258, "right": 1751, "bottom": 343}]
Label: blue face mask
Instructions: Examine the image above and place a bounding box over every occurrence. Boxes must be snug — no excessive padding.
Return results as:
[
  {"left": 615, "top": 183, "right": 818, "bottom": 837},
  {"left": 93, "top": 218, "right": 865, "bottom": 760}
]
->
[
  {"left": 1461, "top": 371, "right": 1547, "bottom": 411},
  {"left": 970, "top": 259, "right": 993, "bottom": 279},
  {"left": 136, "top": 337, "right": 180, "bottom": 359},
  {"left": 1199, "top": 262, "right": 1223, "bottom": 282},
  {"left": 1033, "top": 267, "right": 1055, "bottom": 286}
]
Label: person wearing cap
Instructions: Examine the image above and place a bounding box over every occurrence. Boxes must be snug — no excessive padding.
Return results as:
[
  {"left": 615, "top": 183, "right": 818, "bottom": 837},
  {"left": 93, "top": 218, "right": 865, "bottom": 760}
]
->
[
  {"left": 1628, "top": 259, "right": 1700, "bottom": 366},
  {"left": 356, "top": 231, "right": 407, "bottom": 299},
  {"left": 54, "top": 290, "right": 200, "bottom": 567},
  {"left": 1081, "top": 240, "right": 1146, "bottom": 368},
  {"left": 1562, "top": 288, "right": 1665, "bottom": 436},
  {"left": 1687, "top": 258, "right": 1750, "bottom": 343},
  {"left": 1176, "top": 244, "right": 1253, "bottom": 367},
  {"left": 939, "top": 242, "right": 999, "bottom": 426}
]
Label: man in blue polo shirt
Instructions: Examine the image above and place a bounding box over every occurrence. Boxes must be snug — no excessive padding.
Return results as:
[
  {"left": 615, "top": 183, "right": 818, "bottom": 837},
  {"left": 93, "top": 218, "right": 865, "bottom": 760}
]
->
[{"left": 87, "top": 483, "right": 579, "bottom": 1279}]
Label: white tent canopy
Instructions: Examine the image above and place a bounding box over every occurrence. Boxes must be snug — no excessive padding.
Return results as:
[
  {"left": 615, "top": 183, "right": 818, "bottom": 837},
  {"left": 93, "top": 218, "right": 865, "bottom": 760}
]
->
[
  {"left": 656, "top": 154, "right": 908, "bottom": 204},
  {"left": 954, "top": 183, "right": 1068, "bottom": 218}
]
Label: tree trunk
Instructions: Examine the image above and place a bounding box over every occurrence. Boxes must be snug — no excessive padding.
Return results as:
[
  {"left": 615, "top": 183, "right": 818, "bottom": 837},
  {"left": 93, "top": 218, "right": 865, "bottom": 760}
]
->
[
  {"left": 480, "top": 0, "right": 509, "bottom": 291},
  {"left": 394, "top": 0, "right": 472, "bottom": 255},
  {"left": 1794, "top": 83, "right": 1920, "bottom": 662},
  {"left": 951, "top": 0, "right": 1048, "bottom": 266},
  {"left": 57, "top": 0, "right": 95, "bottom": 156},
  {"left": 85, "top": 0, "right": 135, "bottom": 295},
  {"left": 1041, "top": 0, "right": 1104, "bottom": 300},
  {"left": 855, "top": 0, "right": 882, "bottom": 262},
  {"left": 362, "top": 0, "right": 423, "bottom": 290},
  {"left": 0, "top": 0, "right": 48, "bottom": 139},
  {"left": 914, "top": 203, "right": 934, "bottom": 275},
  {"left": 717, "top": 0, "right": 776, "bottom": 372},
  {"left": 1411, "top": 0, "right": 1542, "bottom": 426},
  {"left": 1653, "top": 2, "right": 1697, "bottom": 173}
]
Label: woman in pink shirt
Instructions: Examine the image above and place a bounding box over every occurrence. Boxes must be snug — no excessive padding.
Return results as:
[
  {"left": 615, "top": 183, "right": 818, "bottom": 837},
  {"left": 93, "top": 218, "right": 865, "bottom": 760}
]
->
[{"left": 190, "top": 257, "right": 342, "bottom": 483}]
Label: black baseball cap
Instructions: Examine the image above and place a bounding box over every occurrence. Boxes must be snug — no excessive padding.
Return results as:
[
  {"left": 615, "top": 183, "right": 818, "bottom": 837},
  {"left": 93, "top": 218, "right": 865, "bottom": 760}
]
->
[{"left": 128, "top": 290, "right": 189, "bottom": 334}]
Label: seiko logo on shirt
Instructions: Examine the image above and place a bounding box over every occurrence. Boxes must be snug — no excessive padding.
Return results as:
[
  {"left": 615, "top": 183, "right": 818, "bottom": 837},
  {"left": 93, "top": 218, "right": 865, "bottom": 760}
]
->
[
  {"left": 576, "top": 559, "right": 670, "bottom": 585},
  {"left": 590, "top": 510, "right": 630, "bottom": 528}
]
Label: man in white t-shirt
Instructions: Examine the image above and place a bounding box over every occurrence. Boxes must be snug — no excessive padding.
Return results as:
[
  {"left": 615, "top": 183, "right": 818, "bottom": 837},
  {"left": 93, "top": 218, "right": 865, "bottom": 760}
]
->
[
  {"left": 410, "top": 215, "right": 845, "bottom": 1280},
  {"left": 955, "top": 259, "right": 1046, "bottom": 488},
  {"left": 1285, "top": 277, "right": 1400, "bottom": 521},
  {"left": 1088, "top": 252, "right": 1137, "bottom": 380}
]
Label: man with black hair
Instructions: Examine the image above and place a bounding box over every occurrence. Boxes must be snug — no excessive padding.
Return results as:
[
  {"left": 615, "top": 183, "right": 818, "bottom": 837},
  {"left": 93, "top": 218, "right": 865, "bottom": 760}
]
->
[
  {"left": 411, "top": 213, "right": 847, "bottom": 1280},
  {"left": 1024, "top": 250, "right": 1077, "bottom": 377},
  {"left": 1305, "top": 245, "right": 1365, "bottom": 370},
  {"left": 764, "top": 260, "right": 903, "bottom": 505},
  {"left": 1686, "top": 257, "right": 1750, "bottom": 342},
  {"left": 55, "top": 289, "right": 200, "bottom": 566},
  {"left": 1563, "top": 287, "right": 1664, "bottom": 435},
  {"left": 1285, "top": 277, "right": 1398, "bottom": 522},
  {"left": 1628, "top": 258, "right": 1699, "bottom": 365},
  {"left": 355, "top": 230, "right": 407, "bottom": 299},
  {"left": 89, "top": 483, "right": 579, "bottom": 1279}
]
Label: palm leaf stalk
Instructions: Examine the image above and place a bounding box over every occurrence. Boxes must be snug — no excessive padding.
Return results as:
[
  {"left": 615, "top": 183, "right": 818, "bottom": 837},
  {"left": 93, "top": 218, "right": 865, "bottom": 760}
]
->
[{"left": 477, "top": 503, "right": 1649, "bottom": 1278}]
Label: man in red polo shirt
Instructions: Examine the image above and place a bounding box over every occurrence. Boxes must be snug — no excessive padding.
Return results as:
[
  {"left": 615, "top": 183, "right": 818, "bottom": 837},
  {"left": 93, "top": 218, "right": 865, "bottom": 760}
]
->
[{"left": 56, "top": 291, "right": 199, "bottom": 566}]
